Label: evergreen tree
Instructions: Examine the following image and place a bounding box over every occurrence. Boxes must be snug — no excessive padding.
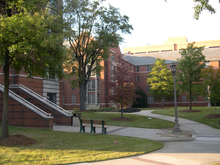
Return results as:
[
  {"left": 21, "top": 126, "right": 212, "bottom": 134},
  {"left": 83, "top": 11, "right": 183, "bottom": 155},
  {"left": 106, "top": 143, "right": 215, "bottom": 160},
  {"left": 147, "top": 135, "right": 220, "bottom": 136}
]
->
[{"left": 133, "top": 87, "right": 147, "bottom": 108}]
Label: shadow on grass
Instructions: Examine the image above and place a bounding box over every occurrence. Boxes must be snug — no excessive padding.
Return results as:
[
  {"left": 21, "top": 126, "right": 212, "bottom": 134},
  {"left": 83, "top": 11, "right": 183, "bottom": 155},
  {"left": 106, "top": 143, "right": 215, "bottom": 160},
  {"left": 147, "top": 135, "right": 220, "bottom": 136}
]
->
[{"left": 0, "top": 125, "right": 163, "bottom": 165}]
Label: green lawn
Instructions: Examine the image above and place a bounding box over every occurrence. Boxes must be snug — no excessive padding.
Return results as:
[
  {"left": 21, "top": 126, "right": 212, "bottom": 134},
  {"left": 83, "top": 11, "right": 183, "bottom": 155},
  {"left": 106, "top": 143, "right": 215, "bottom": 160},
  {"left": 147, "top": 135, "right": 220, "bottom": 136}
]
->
[
  {"left": 0, "top": 125, "right": 163, "bottom": 165},
  {"left": 152, "top": 107, "right": 220, "bottom": 129},
  {"left": 79, "top": 112, "right": 174, "bottom": 129}
]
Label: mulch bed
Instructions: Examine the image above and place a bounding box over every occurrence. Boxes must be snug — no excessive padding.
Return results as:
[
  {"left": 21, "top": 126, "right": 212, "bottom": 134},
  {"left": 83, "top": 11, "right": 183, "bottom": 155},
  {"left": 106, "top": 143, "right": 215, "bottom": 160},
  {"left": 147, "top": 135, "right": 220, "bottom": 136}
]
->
[
  {"left": 111, "top": 117, "right": 134, "bottom": 121},
  {"left": 119, "top": 108, "right": 141, "bottom": 113},
  {"left": 205, "top": 113, "right": 220, "bottom": 119},
  {"left": 179, "top": 110, "right": 201, "bottom": 113},
  {"left": 0, "top": 134, "right": 36, "bottom": 146}
]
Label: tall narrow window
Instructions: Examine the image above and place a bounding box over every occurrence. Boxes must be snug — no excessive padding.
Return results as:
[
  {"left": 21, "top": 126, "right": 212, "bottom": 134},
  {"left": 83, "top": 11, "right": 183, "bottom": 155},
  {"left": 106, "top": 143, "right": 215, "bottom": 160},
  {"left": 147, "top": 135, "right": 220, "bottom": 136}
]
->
[
  {"left": 147, "top": 86, "right": 151, "bottom": 93},
  {"left": 111, "top": 52, "right": 115, "bottom": 61},
  {"left": 88, "top": 94, "right": 95, "bottom": 104},
  {"left": 147, "top": 65, "right": 152, "bottom": 72},
  {"left": 136, "top": 76, "right": 140, "bottom": 83},
  {"left": 182, "top": 96, "right": 186, "bottom": 102},
  {"left": 88, "top": 80, "right": 95, "bottom": 91},
  {"left": 136, "top": 66, "right": 139, "bottom": 72},
  {"left": 147, "top": 97, "right": 154, "bottom": 103},
  {"left": 72, "top": 95, "right": 76, "bottom": 104},
  {"left": 47, "top": 93, "right": 56, "bottom": 104}
]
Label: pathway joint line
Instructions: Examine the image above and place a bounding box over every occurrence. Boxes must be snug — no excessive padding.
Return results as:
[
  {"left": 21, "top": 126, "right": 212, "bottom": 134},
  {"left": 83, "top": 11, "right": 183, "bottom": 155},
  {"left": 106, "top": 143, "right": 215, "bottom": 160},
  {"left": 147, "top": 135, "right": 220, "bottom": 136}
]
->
[{"left": 132, "top": 157, "right": 174, "bottom": 165}]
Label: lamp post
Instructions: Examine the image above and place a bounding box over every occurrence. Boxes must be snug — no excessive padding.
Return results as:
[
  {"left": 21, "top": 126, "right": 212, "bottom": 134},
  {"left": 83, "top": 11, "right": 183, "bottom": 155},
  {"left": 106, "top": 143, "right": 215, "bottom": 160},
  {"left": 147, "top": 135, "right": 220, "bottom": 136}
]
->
[{"left": 170, "top": 63, "right": 181, "bottom": 133}]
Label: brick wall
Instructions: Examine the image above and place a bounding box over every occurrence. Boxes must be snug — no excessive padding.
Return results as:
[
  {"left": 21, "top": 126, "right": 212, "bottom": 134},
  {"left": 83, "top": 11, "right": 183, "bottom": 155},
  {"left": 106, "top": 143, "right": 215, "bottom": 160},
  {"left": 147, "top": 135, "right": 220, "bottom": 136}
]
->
[{"left": 0, "top": 91, "right": 53, "bottom": 129}]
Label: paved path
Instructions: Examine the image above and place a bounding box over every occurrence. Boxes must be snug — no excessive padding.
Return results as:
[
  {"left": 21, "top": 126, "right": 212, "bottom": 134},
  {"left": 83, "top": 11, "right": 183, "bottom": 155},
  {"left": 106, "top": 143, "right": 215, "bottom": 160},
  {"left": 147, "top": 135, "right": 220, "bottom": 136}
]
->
[{"left": 53, "top": 110, "right": 220, "bottom": 165}]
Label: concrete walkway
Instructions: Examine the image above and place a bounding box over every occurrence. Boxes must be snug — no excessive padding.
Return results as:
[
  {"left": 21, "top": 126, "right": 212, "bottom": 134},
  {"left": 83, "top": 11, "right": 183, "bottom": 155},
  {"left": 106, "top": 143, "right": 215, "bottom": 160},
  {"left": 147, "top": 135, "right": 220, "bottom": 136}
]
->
[{"left": 53, "top": 110, "right": 220, "bottom": 165}]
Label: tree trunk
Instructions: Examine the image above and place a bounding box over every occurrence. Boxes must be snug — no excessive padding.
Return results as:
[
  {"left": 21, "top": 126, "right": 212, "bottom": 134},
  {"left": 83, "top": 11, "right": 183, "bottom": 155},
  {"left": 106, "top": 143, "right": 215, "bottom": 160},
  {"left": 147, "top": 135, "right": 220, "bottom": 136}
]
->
[
  {"left": 161, "top": 96, "right": 163, "bottom": 108},
  {"left": 79, "top": 81, "right": 87, "bottom": 110},
  {"left": 121, "top": 104, "right": 123, "bottom": 118},
  {"left": 207, "top": 85, "right": 211, "bottom": 107},
  {"left": 189, "top": 90, "right": 192, "bottom": 110},
  {"left": 215, "top": 102, "right": 216, "bottom": 114},
  {"left": 1, "top": 51, "right": 10, "bottom": 139}
]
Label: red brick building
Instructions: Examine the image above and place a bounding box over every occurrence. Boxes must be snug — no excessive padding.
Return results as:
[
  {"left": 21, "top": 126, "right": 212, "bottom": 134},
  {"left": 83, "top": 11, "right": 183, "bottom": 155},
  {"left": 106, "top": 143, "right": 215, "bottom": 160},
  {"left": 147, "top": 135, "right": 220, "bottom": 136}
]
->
[{"left": 1, "top": 37, "right": 220, "bottom": 128}]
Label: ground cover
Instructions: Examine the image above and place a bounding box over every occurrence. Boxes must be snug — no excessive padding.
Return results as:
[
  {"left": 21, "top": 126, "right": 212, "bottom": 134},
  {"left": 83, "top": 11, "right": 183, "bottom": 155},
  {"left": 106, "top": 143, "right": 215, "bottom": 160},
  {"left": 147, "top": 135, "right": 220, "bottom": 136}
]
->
[
  {"left": 152, "top": 107, "right": 220, "bottom": 129},
  {"left": 0, "top": 125, "right": 163, "bottom": 165},
  {"left": 78, "top": 112, "right": 174, "bottom": 128}
]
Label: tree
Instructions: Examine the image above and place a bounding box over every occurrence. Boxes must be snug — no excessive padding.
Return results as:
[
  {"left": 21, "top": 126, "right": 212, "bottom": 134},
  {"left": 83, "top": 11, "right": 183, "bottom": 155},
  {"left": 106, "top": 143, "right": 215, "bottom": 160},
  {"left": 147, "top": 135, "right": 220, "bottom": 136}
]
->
[
  {"left": 201, "top": 66, "right": 220, "bottom": 113},
  {"left": 165, "top": 0, "right": 217, "bottom": 19},
  {"left": 63, "top": 0, "right": 133, "bottom": 110},
  {"left": 133, "top": 87, "right": 147, "bottom": 108},
  {"left": 147, "top": 58, "right": 174, "bottom": 108},
  {"left": 193, "top": 0, "right": 216, "bottom": 19},
  {"left": 0, "top": 0, "right": 65, "bottom": 139},
  {"left": 176, "top": 42, "right": 207, "bottom": 110},
  {"left": 106, "top": 58, "right": 137, "bottom": 118}
]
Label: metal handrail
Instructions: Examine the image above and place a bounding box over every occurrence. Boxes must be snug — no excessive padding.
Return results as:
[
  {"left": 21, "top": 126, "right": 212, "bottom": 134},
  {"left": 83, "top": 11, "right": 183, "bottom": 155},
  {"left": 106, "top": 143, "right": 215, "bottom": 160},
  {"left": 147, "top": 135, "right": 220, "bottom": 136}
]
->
[
  {"left": 9, "top": 84, "right": 71, "bottom": 115},
  {"left": 0, "top": 84, "right": 52, "bottom": 117}
]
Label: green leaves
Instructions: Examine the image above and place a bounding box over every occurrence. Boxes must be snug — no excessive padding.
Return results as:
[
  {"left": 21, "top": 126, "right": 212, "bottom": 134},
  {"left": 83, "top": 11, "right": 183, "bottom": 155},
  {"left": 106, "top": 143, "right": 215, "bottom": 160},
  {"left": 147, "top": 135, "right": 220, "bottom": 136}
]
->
[
  {"left": 147, "top": 58, "right": 174, "bottom": 106},
  {"left": 176, "top": 42, "right": 207, "bottom": 109},
  {"left": 0, "top": 0, "right": 65, "bottom": 78},
  {"left": 193, "top": 0, "right": 216, "bottom": 19}
]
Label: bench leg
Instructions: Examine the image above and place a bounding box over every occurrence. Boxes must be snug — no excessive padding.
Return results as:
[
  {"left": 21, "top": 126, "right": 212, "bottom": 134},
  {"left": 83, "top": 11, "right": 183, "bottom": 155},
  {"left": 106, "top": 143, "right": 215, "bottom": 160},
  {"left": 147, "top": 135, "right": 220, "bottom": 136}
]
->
[
  {"left": 90, "top": 127, "right": 96, "bottom": 133},
  {"left": 102, "top": 128, "right": 107, "bottom": 134},
  {"left": 80, "top": 126, "right": 85, "bottom": 132}
]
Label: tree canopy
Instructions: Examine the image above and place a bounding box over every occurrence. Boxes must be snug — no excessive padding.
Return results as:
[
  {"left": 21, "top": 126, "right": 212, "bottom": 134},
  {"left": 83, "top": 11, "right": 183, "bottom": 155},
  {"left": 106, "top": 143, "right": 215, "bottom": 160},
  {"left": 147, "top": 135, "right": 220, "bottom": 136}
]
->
[
  {"left": 0, "top": 0, "right": 65, "bottom": 139},
  {"left": 106, "top": 58, "right": 136, "bottom": 118},
  {"left": 176, "top": 42, "right": 207, "bottom": 110},
  {"left": 147, "top": 58, "right": 174, "bottom": 108},
  {"left": 201, "top": 66, "right": 220, "bottom": 113},
  {"left": 133, "top": 87, "right": 147, "bottom": 108},
  {"left": 63, "top": 0, "right": 133, "bottom": 110}
]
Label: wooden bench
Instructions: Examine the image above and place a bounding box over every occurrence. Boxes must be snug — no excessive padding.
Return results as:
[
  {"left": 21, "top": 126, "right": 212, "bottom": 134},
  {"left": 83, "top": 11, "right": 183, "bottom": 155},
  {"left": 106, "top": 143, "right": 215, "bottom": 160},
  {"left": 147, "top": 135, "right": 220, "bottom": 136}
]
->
[{"left": 79, "top": 119, "right": 108, "bottom": 134}]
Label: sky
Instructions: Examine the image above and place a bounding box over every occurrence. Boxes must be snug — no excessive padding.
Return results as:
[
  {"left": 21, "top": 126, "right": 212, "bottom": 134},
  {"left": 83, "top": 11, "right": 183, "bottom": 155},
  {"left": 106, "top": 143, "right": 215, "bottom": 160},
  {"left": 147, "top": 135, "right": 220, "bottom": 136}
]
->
[{"left": 102, "top": 0, "right": 220, "bottom": 51}]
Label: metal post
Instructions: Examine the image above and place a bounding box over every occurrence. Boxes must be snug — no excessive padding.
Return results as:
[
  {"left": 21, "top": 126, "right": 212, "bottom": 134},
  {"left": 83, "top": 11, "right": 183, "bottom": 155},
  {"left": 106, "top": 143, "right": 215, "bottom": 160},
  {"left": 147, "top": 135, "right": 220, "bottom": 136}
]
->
[
  {"left": 170, "top": 63, "right": 181, "bottom": 133},
  {"left": 173, "top": 73, "right": 181, "bottom": 133}
]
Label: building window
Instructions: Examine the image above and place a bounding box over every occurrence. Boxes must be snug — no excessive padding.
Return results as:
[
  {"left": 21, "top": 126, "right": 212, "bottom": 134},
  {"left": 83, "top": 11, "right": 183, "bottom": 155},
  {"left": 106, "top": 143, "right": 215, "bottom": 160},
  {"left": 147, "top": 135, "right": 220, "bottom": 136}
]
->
[
  {"left": 87, "top": 65, "right": 96, "bottom": 77},
  {"left": 147, "top": 97, "right": 154, "bottom": 103},
  {"left": 147, "top": 65, "right": 152, "bottom": 72},
  {"left": 147, "top": 86, "right": 151, "bottom": 93},
  {"left": 111, "top": 65, "right": 115, "bottom": 75},
  {"left": 111, "top": 52, "right": 115, "bottom": 61},
  {"left": 182, "top": 96, "right": 186, "bottom": 103},
  {"left": 136, "top": 66, "right": 139, "bottom": 72},
  {"left": 72, "top": 95, "right": 76, "bottom": 104},
  {"left": 136, "top": 76, "right": 140, "bottom": 83},
  {"left": 49, "top": 74, "right": 55, "bottom": 80},
  {"left": 72, "top": 86, "right": 75, "bottom": 90},
  {"left": 88, "top": 94, "right": 95, "bottom": 104},
  {"left": 97, "top": 94, "right": 99, "bottom": 104},
  {"left": 47, "top": 93, "right": 56, "bottom": 104},
  {"left": 88, "top": 80, "right": 95, "bottom": 91},
  {"left": 129, "top": 65, "right": 131, "bottom": 71},
  {"left": 97, "top": 79, "right": 99, "bottom": 91},
  {"left": 193, "top": 97, "right": 197, "bottom": 103},
  {"left": 163, "top": 97, "right": 165, "bottom": 103}
]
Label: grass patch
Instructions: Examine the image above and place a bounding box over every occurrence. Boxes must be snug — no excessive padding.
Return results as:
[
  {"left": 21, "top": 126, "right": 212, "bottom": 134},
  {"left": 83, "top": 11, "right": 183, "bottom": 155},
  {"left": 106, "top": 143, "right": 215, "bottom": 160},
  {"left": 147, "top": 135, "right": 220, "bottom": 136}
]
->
[
  {"left": 79, "top": 112, "right": 174, "bottom": 129},
  {"left": 0, "top": 125, "right": 163, "bottom": 165},
  {"left": 152, "top": 107, "right": 220, "bottom": 129}
]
